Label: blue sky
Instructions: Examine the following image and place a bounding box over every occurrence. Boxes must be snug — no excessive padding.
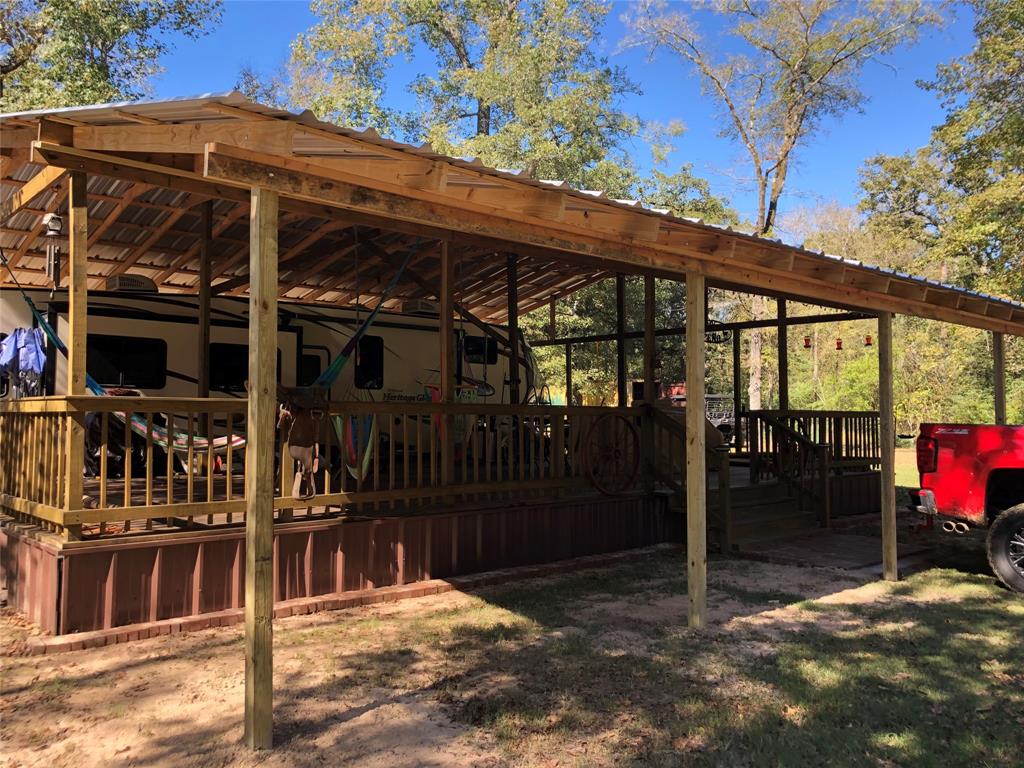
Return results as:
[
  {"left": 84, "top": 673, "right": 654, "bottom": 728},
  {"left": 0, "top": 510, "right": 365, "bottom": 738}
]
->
[{"left": 153, "top": 1, "right": 973, "bottom": 231}]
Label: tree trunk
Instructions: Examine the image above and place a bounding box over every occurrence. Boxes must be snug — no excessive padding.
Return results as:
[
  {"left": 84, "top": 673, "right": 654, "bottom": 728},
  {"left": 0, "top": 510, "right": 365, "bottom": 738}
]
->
[{"left": 477, "top": 101, "right": 491, "bottom": 136}]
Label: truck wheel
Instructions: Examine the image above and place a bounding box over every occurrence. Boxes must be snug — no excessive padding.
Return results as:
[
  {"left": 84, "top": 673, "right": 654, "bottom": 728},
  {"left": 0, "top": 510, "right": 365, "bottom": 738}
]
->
[{"left": 987, "top": 504, "right": 1024, "bottom": 594}]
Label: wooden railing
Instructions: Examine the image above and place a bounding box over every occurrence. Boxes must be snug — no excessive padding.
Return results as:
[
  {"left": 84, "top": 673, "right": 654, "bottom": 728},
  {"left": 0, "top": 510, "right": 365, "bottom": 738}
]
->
[
  {"left": 645, "top": 406, "right": 733, "bottom": 549},
  {"left": 739, "top": 409, "right": 880, "bottom": 469},
  {"left": 0, "top": 396, "right": 657, "bottom": 539},
  {"left": 0, "top": 398, "right": 72, "bottom": 529},
  {"left": 747, "top": 411, "right": 831, "bottom": 525}
]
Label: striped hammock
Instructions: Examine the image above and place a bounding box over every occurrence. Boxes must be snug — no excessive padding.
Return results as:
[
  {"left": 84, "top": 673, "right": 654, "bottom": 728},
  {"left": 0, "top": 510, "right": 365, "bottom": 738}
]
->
[{"left": 2, "top": 241, "right": 417, "bottom": 454}]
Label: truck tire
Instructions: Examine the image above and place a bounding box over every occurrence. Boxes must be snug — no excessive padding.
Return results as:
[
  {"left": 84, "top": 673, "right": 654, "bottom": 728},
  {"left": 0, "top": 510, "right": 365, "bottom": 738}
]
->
[{"left": 987, "top": 504, "right": 1024, "bottom": 594}]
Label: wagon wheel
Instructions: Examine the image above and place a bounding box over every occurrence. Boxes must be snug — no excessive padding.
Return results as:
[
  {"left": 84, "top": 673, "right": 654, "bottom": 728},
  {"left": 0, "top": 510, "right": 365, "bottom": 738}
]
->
[{"left": 583, "top": 413, "right": 641, "bottom": 496}]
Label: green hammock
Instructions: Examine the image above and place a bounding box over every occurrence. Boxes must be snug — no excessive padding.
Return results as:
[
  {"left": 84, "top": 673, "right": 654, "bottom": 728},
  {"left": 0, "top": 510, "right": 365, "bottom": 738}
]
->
[{"left": 0, "top": 241, "right": 418, "bottom": 454}]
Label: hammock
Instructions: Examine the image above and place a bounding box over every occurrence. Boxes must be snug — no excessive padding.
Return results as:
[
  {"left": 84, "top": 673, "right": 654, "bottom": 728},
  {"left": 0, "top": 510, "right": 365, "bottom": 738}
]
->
[
  {"left": 0, "top": 241, "right": 417, "bottom": 454},
  {"left": 336, "top": 413, "right": 377, "bottom": 481}
]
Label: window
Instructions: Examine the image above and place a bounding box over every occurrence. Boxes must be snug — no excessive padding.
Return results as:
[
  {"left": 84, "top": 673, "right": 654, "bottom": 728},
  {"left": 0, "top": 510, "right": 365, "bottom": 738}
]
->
[
  {"left": 299, "top": 353, "right": 324, "bottom": 387},
  {"left": 464, "top": 335, "right": 498, "bottom": 365},
  {"left": 209, "top": 342, "right": 282, "bottom": 392},
  {"left": 354, "top": 335, "right": 384, "bottom": 390},
  {"left": 87, "top": 334, "right": 167, "bottom": 389}
]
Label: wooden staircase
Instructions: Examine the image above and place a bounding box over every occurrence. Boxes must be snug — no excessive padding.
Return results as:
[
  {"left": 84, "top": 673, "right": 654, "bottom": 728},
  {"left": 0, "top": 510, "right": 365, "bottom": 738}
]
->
[{"left": 645, "top": 406, "right": 833, "bottom": 553}]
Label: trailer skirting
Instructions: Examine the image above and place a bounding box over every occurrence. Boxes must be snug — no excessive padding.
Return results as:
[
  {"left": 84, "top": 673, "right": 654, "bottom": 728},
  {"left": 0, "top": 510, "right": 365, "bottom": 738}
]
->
[{"left": 1, "top": 494, "right": 677, "bottom": 636}]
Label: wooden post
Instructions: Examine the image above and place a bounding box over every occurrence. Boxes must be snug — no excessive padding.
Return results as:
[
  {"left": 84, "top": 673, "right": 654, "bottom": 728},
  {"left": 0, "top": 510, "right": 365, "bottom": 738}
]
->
[
  {"left": 732, "top": 329, "right": 742, "bottom": 452},
  {"left": 642, "top": 276, "right": 657, "bottom": 493},
  {"left": 777, "top": 298, "right": 789, "bottom": 411},
  {"left": 506, "top": 254, "right": 520, "bottom": 404},
  {"left": 564, "top": 344, "right": 573, "bottom": 406},
  {"left": 548, "top": 300, "right": 556, "bottom": 341},
  {"left": 197, "top": 201, "right": 213, "bottom": 481},
  {"left": 616, "top": 274, "right": 628, "bottom": 407},
  {"left": 63, "top": 171, "right": 87, "bottom": 539},
  {"left": 439, "top": 241, "right": 455, "bottom": 489},
  {"left": 244, "top": 186, "right": 278, "bottom": 750},
  {"left": 878, "top": 311, "right": 898, "bottom": 582},
  {"left": 197, "top": 200, "right": 213, "bottom": 398},
  {"left": 685, "top": 272, "right": 707, "bottom": 628},
  {"left": 643, "top": 276, "right": 656, "bottom": 403},
  {"left": 993, "top": 331, "right": 1006, "bottom": 426}
]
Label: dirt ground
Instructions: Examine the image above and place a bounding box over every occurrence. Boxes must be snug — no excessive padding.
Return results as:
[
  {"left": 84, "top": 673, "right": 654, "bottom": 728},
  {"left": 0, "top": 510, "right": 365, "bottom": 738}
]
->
[{"left": 2, "top": 548, "right": 1022, "bottom": 768}]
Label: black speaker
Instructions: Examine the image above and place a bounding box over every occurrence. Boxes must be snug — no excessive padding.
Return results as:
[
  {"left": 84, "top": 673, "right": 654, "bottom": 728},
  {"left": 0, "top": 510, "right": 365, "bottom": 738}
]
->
[
  {"left": 355, "top": 335, "right": 384, "bottom": 389},
  {"left": 464, "top": 335, "right": 498, "bottom": 365}
]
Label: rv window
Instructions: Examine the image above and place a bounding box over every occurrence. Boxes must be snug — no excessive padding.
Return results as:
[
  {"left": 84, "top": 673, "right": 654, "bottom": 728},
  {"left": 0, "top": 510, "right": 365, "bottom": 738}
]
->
[
  {"left": 354, "top": 335, "right": 384, "bottom": 390},
  {"left": 464, "top": 336, "right": 498, "bottom": 365},
  {"left": 209, "top": 343, "right": 282, "bottom": 392},
  {"left": 0, "top": 333, "right": 7, "bottom": 397},
  {"left": 299, "top": 353, "right": 324, "bottom": 387},
  {"left": 87, "top": 334, "right": 167, "bottom": 389}
]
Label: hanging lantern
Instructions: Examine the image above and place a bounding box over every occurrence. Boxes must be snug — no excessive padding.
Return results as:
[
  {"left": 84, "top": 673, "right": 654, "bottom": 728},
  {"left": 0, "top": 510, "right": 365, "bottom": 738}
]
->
[
  {"left": 803, "top": 336, "right": 812, "bottom": 349},
  {"left": 836, "top": 338, "right": 844, "bottom": 351},
  {"left": 864, "top": 334, "right": 873, "bottom": 347}
]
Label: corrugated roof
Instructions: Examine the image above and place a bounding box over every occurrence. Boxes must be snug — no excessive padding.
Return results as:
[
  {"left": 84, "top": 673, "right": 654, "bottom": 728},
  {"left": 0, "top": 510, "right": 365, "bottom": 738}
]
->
[{"left": 2, "top": 92, "right": 1022, "bottom": 324}]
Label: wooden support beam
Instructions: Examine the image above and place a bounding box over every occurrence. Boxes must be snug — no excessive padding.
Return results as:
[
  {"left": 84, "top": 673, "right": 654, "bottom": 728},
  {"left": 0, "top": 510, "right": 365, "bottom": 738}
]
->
[
  {"left": 777, "top": 298, "right": 789, "bottom": 410},
  {"left": 993, "top": 331, "right": 1006, "bottom": 426},
  {"left": 685, "top": 272, "right": 707, "bottom": 628},
  {"left": 439, "top": 241, "right": 455, "bottom": 488},
  {"left": 112, "top": 109, "right": 163, "bottom": 125},
  {"left": 244, "top": 186, "right": 278, "bottom": 750},
  {"left": 878, "top": 311, "right": 898, "bottom": 582},
  {"left": 73, "top": 121, "right": 295, "bottom": 156},
  {"left": 733, "top": 330, "right": 743, "bottom": 450},
  {"left": 616, "top": 274, "right": 628, "bottom": 407},
  {"left": 0, "top": 164, "right": 65, "bottom": 222},
  {"left": 643, "top": 276, "right": 656, "bottom": 403},
  {"left": 565, "top": 344, "right": 573, "bottom": 406},
  {"left": 643, "top": 275, "right": 657, "bottom": 494},
  {"left": 197, "top": 201, "right": 213, "bottom": 398},
  {"left": 63, "top": 171, "right": 88, "bottom": 540},
  {"left": 507, "top": 255, "right": 520, "bottom": 404}
]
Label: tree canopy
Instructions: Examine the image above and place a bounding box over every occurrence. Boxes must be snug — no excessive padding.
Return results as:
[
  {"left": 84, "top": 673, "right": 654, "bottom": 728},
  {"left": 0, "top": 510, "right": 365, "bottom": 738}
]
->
[{"left": 0, "top": 0, "right": 221, "bottom": 112}]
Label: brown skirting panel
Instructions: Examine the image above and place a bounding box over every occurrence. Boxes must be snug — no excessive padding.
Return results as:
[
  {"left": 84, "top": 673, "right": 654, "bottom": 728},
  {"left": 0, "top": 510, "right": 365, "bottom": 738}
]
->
[
  {"left": 0, "top": 524, "right": 61, "bottom": 635},
  {"left": 4, "top": 494, "right": 677, "bottom": 635},
  {"left": 830, "top": 471, "right": 882, "bottom": 517}
]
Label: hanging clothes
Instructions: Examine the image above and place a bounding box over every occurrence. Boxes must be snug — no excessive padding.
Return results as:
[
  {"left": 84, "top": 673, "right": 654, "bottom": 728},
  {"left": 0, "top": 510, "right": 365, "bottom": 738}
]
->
[{"left": 0, "top": 327, "right": 46, "bottom": 397}]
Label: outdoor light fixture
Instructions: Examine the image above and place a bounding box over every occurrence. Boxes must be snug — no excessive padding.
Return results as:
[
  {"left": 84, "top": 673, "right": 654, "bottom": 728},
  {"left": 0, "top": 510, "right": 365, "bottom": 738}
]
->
[
  {"left": 836, "top": 338, "right": 844, "bottom": 351},
  {"left": 803, "top": 336, "right": 811, "bottom": 349},
  {"left": 864, "top": 334, "right": 873, "bottom": 347},
  {"left": 42, "top": 212, "right": 63, "bottom": 237}
]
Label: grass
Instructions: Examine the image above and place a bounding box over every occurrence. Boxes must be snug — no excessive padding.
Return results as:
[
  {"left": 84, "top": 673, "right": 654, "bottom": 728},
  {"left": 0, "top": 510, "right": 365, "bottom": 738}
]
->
[
  {"left": 895, "top": 447, "right": 919, "bottom": 488},
  {"left": 4, "top": 552, "right": 1022, "bottom": 767},
  {"left": 275, "top": 555, "right": 1024, "bottom": 767}
]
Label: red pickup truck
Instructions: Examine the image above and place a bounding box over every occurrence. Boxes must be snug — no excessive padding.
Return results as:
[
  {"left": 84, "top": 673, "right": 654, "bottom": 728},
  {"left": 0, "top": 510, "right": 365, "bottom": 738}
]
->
[{"left": 914, "top": 423, "right": 1024, "bottom": 592}]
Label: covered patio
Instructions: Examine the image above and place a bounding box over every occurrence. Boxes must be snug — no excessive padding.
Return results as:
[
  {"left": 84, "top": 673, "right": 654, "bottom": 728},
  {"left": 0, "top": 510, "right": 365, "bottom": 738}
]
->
[{"left": 2, "top": 93, "right": 1022, "bottom": 748}]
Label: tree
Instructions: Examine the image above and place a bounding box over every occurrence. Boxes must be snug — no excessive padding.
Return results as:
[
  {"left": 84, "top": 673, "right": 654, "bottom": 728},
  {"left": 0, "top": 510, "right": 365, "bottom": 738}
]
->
[
  {"left": 288, "top": 0, "right": 639, "bottom": 185},
  {"left": 0, "top": 0, "right": 222, "bottom": 112},
  {"left": 625, "top": 0, "right": 936, "bottom": 411},
  {"left": 625, "top": 0, "right": 937, "bottom": 235},
  {"left": 859, "top": 0, "right": 1024, "bottom": 301}
]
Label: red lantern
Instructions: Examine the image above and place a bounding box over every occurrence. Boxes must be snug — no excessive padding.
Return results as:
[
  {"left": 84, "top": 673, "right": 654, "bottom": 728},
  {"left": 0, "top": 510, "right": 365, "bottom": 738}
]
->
[
  {"left": 864, "top": 334, "right": 873, "bottom": 347},
  {"left": 836, "top": 338, "right": 843, "bottom": 351},
  {"left": 803, "top": 336, "right": 811, "bottom": 349}
]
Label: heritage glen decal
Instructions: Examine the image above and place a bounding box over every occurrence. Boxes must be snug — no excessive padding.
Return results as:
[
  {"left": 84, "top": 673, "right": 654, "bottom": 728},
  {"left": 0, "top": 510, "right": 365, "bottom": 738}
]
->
[{"left": 382, "top": 390, "right": 434, "bottom": 403}]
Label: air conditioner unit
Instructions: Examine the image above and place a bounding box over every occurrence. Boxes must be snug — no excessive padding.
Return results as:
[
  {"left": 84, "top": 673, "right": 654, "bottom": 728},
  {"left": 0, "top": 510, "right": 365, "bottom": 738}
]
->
[
  {"left": 401, "top": 298, "right": 437, "bottom": 316},
  {"left": 105, "top": 274, "right": 158, "bottom": 293}
]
